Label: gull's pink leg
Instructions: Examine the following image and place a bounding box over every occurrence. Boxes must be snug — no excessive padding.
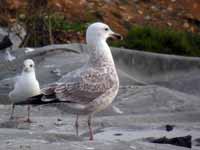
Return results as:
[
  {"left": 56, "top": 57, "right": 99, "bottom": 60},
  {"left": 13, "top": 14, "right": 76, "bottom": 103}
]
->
[
  {"left": 24, "top": 105, "right": 32, "bottom": 123},
  {"left": 88, "top": 115, "right": 94, "bottom": 140},
  {"left": 9, "top": 104, "right": 15, "bottom": 120},
  {"left": 75, "top": 114, "right": 79, "bottom": 136}
]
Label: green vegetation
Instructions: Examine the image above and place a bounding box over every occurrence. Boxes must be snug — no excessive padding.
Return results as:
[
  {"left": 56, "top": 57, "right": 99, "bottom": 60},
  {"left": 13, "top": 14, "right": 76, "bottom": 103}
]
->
[
  {"left": 47, "top": 14, "right": 87, "bottom": 32},
  {"left": 112, "top": 25, "right": 200, "bottom": 57},
  {"left": 17, "top": 12, "right": 89, "bottom": 47}
]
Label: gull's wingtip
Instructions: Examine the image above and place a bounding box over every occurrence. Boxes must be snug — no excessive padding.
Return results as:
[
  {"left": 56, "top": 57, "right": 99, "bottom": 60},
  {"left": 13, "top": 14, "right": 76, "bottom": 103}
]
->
[
  {"left": 14, "top": 94, "right": 43, "bottom": 105},
  {"left": 14, "top": 94, "right": 60, "bottom": 105}
]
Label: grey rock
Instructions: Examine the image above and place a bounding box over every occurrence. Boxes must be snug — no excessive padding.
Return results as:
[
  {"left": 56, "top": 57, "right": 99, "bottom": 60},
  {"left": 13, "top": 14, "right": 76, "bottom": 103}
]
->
[{"left": 0, "top": 24, "right": 26, "bottom": 50}]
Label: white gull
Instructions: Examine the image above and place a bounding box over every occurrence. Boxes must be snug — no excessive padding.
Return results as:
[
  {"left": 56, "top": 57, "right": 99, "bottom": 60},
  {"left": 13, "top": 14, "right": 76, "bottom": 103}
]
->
[
  {"left": 16, "top": 22, "right": 122, "bottom": 140},
  {"left": 9, "top": 59, "right": 41, "bottom": 122}
]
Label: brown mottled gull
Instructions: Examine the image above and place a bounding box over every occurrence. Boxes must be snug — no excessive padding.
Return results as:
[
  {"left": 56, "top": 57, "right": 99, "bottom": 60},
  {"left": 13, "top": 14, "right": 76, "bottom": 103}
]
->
[{"left": 16, "top": 22, "right": 122, "bottom": 140}]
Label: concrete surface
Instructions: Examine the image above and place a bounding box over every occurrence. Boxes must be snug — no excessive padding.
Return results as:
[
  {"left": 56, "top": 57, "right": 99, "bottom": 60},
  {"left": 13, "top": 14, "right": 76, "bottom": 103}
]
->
[{"left": 0, "top": 44, "right": 200, "bottom": 149}]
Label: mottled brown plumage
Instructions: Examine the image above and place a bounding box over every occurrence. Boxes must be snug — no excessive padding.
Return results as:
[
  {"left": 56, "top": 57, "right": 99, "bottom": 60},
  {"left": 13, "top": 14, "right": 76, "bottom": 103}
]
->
[{"left": 18, "top": 22, "right": 122, "bottom": 140}]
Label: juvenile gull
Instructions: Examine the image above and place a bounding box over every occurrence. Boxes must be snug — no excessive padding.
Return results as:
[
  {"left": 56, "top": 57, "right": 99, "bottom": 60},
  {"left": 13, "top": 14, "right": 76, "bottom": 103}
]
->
[
  {"left": 9, "top": 59, "right": 41, "bottom": 122},
  {"left": 16, "top": 22, "right": 122, "bottom": 140}
]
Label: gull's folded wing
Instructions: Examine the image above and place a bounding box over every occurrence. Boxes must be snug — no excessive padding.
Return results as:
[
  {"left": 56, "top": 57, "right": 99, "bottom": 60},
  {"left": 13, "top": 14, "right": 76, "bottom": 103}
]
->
[{"left": 15, "top": 67, "right": 116, "bottom": 106}]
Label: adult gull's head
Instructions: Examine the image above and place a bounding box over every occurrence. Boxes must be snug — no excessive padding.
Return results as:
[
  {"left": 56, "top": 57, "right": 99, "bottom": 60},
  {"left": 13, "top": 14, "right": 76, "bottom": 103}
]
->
[{"left": 23, "top": 59, "right": 35, "bottom": 73}]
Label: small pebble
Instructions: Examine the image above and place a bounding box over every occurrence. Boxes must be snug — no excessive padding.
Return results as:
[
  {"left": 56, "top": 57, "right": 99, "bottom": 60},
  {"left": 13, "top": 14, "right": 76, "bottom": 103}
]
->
[
  {"left": 57, "top": 118, "right": 62, "bottom": 121},
  {"left": 166, "top": 124, "right": 175, "bottom": 132},
  {"left": 114, "top": 133, "right": 123, "bottom": 136}
]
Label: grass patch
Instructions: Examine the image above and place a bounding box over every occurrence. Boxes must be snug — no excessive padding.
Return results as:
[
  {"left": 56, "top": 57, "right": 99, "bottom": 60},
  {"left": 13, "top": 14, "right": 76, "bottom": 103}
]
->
[
  {"left": 112, "top": 25, "right": 200, "bottom": 57},
  {"left": 48, "top": 14, "right": 87, "bottom": 32},
  {"left": 17, "top": 12, "right": 90, "bottom": 47}
]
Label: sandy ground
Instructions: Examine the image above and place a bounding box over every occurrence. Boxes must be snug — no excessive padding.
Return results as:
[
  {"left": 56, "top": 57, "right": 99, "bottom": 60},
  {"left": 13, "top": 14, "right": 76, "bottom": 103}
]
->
[{"left": 0, "top": 44, "right": 200, "bottom": 149}]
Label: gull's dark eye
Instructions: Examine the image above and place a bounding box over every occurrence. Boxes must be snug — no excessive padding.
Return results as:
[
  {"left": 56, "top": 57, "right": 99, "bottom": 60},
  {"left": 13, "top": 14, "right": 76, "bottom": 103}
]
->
[
  {"left": 30, "top": 64, "right": 33, "bottom": 67},
  {"left": 105, "top": 28, "right": 109, "bottom": 31}
]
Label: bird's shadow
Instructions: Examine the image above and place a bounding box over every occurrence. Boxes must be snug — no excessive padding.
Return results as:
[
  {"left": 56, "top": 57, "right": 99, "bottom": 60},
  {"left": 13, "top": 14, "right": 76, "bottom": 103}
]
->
[
  {"left": 0, "top": 118, "right": 31, "bottom": 129},
  {"left": 44, "top": 133, "right": 83, "bottom": 143}
]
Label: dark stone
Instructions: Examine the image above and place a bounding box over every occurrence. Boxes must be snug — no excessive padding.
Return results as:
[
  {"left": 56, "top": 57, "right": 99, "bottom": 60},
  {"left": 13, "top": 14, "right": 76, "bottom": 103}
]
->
[
  {"left": 165, "top": 124, "right": 175, "bottom": 132},
  {"left": 57, "top": 118, "right": 62, "bottom": 122},
  {"left": 0, "top": 35, "right": 12, "bottom": 50},
  {"left": 114, "top": 133, "right": 123, "bottom": 136},
  {"left": 150, "top": 135, "right": 192, "bottom": 148},
  {"left": 194, "top": 138, "right": 200, "bottom": 146}
]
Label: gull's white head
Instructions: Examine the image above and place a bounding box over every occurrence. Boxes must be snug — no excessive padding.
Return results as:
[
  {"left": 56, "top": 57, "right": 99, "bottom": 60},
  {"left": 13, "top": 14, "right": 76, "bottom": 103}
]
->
[
  {"left": 23, "top": 59, "right": 35, "bottom": 73},
  {"left": 86, "top": 22, "right": 122, "bottom": 46}
]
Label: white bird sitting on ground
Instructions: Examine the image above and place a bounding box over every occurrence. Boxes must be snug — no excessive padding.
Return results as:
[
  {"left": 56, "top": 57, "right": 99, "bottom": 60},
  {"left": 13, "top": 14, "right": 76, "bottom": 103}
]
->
[
  {"left": 15, "top": 22, "right": 122, "bottom": 140},
  {"left": 9, "top": 59, "right": 41, "bottom": 122}
]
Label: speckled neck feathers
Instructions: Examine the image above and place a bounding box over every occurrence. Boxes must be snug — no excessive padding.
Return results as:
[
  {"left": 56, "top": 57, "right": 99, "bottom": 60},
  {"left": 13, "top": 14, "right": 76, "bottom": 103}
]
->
[{"left": 87, "top": 40, "right": 115, "bottom": 67}]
